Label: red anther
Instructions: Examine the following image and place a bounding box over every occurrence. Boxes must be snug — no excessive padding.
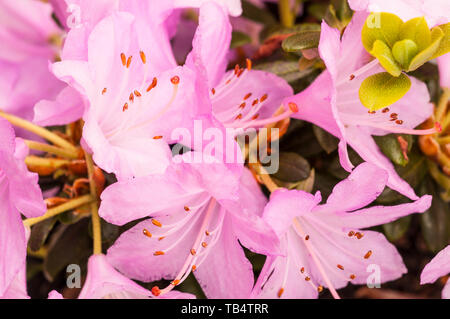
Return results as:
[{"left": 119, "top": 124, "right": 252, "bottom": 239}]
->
[
  {"left": 337, "top": 264, "right": 344, "bottom": 270},
  {"left": 260, "top": 94, "right": 268, "bottom": 102},
  {"left": 126, "top": 56, "right": 132, "bottom": 68},
  {"left": 120, "top": 53, "right": 126, "bottom": 66},
  {"left": 364, "top": 250, "right": 372, "bottom": 259},
  {"left": 171, "top": 76, "right": 180, "bottom": 85},
  {"left": 349, "top": 74, "right": 355, "bottom": 80},
  {"left": 435, "top": 122, "right": 442, "bottom": 133},
  {"left": 147, "top": 77, "right": 157, "bottom": 92},
  {"left": 122, "top": 103, "right": 128, "bottom": 112},
  {"left": 151, "top": 286, "right": 161, "bottom": 296},
  {"left": 252, "top": 99, "right": 259, "bottom": 106},
  {"left": 153, "top": 135, "right": 163, "bottom": 140},
  {"left": 288, "top": 102, "right": 299, "bottom": 113},
  {"left": 211, "top": 88, "right": 216, "bottom": 95},
  {"left": 143, "top": 229, "right": 152, "bottom": 237},
  {"left": 234, "top": 64, "right": 240, "bottom": 75},
  {"left": 246, "top": 58, "right": 252, "bottom": 70},
  {"left": 102, "top": 88, "right": 107, "bottom": 95},
  {"left": 243, "top": 93, "right": 252, "bottom": 100},
  {"left": 277, "top": 288, "right": 284, "bottom": 298},
  {"left": 184, "top": 206, "right": 190, "bottom": 211},
  {"left": 153, "top": 251, "right": 165, "bottom": 256},
  {"left": 134, "top": 90, "right": 141, "bottom": 97},
  {"left": 140, "top": 51, "right": 146, "bottom": 64},
  {"left": 239, "top": 102, "right": 246, "bottom": 109}
]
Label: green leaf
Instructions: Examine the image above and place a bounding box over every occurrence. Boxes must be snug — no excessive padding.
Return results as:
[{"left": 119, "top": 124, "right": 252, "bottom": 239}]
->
[
  {"left": 43, "top": 219, "right": 91, "bottom": 282},
  {"left": 408, "top": 25, "right": 444, "bottom": 71},
  {"left": 392, "top": 39, "right": 419, "bottom": 69},
  {"left": 399, "top": 17, "right": 431, "bottom": 51},
  {"left": 383, "top": 215, "right": 412, "bottom": 242},
  {"left": 272, "top": 152, "right": 311, "bottom": 183},
  {"left": 359, "top": 72, "right": 411, "bottom": 111},
  {"left": 371, "top": 40, "right": 403, "bottom": 76},
  {"left": 254, "top": 61, "right": 315, "bottom": 83},
  {"left": 230, "top": 31, "right": 252, "bottom": 49},
  {"left": 361, "top": 12, "right": 404, "bottom": 51},
  {"left": 431, "top": 22, "right": 450, "bottom": 59},
  {"left": 28, "top": 217, "right": 58, "bottom": 252},
  {"left": 373, "top": 134, "right": 413, "bottom": 167},
  {"left": 420, "top": 178, "right": 450, "bottom": 253},
  {"left": 241, "top": 0, "right": 277, "bottom": 25},
  {"left": 281, "top": 31, "right": 321, "bottom": 52},
  {"left": 313, "top": 125, "right": 339, "bottom": 154}
]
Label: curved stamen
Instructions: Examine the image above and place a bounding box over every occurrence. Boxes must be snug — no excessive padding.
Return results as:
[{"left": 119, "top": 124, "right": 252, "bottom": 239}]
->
[
  {"left": 226, "top": 108, "right": 294, "bottom": 129},
  {"left": 292, "top": 218, "right": 341, "bottom": 299},
  {"left": 335, "top": 59, "right": 380, "bottom": 87},
  {"left": 158, "top": 198, "right": 217, "bottom": 296}
]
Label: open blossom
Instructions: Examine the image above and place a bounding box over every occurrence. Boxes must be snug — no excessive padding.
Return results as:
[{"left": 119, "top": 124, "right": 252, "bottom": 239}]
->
[
  {"left": 252, "top": 163, "right": 432, "bottom": 299},
  {"left": 285, "top": 12, "right": 435, "bottom": 200},
  {"left": 48, "top": 254, "right": 194, "bottom": 299},
  {"left": 99, "top": 153, "right": 280, "bottom": 298},
  {"left": 184, "top": 2, "right": 293, "bottom": 134},
  {"left": 0, "top": 0, "right": 65, "bottom": 123},
  {"left": 421, "top": 245, "right": 450, "bottom": 299},
  {"left": 51, "top": 11, "right": 206, "bottom": 179},
  {"left": 0, "top": 118, "right": 46, "bottom": 297}
]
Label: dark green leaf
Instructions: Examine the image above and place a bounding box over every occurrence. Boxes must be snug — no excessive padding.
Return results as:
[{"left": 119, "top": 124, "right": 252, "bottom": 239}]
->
[
  {"left": 28, "top": 217, "right": 58, "bottom": 252},
  {"left": 373, "top": 134, "right": 413, "bottom": 166},
  {"left": 230, "top": 31, "right": 252, "bottom": 49},
  {"left": 313, "top": 125, "right": 339, "bottom": 154},
  {"left": 272, "top": 152, "right": 311, "bottom": 183},
  {"left": 282, "top": 31, "right": 321, "bottom": 52},
  {"left": 383, "top": 216, "right": 412, "bottom": 242}
]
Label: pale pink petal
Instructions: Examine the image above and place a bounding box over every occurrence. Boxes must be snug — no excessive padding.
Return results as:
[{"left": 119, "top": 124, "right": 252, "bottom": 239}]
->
[
  {"left": 437, "top": 55, "right": 450, "bottom": 89},
  {"left": 420, "top": 245, "right": 450, "bottom": 284},
  {"left": 344, "top": 126, "right": 419, "bottom": 199},
  {"left": 322, "top": 162, "right": 388, "bottom": 212},
  {"left": 263, "top": 189, "right": 321, "bottom": 237},
  {"left": 78, "top": 254, "right": 151, "bottom": 299},
  {"left": 174, "top": 0, "right": 243, "bottom": 16},
  {"left": 185, "top": 2, "right": 231, "bottom": 87},
  {"left": 34, "top": 86, "right": 85, "bottom": 126},
  {"left": 193, "top": 215, "right": 254, "bottom": 298},
  {"left": 212, "top": 69, "right": 293, "bottom": 128},
  {"left": 334, "top": 195, "right": 432, "bottom": 229}
]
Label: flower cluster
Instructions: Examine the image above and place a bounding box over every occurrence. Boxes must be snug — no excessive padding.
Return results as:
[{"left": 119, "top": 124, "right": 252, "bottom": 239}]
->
[{"left": 0, "top": 0, "right": 449, "bottom": 299}]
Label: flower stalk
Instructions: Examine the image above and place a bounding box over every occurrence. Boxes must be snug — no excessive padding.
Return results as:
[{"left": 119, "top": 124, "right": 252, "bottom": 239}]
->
[
  {"left": 85, "top": 151, "right": 102, "bottom": 255},
  {"left": 23, "top": 194, "right": 94, "bottom": 227}
]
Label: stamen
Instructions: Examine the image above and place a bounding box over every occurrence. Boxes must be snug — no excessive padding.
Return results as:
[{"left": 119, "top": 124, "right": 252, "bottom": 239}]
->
[
  {"left": 288, "top": 102, "right": 299, "bottom": 113},
  {"left": 147, "top": 77, "right": 157, "bottom": 92},
  {"left": 192, "top": 265, "right": 197, "bottom": 271},
  {"left": 252, "top": 99, "right": 259, "bottom": 106},
  {"left": 337, "top": 264, "right": 344, "bottom": 270},
  {"left": 244, "top": 93, "right": 252, "bottom": 100},
  {"left": 184, "top": 206, "right": 190, "bottom": 212},
  {"left": 143, "top": 229, "right": 152, "bottom": 237},
  {"left": 246, "top": 58, "right": 252, "bottom": 70},
  {"left": 277, "top": 288, "right": 284, "bottom": 298},
  {"left": 171, "top": 76, "right": 180, "bottom": 85},
  {"left": 382, "top": 108, "right": 389, "bottom": 113},
  {"left": 134, "top": 90, "right": 141, "bottom": 97},
  {"left": 152, "top": 219, "right": 162, "bottom": 227},
  {"left": 140, "top": 51, "right": 146, "bottom": 64},
  {"left": 122, "top": 103, "right": 128, "bottom": 112},
  {"left": 158, "top": 237, "right": 165, "bottom": 241},
  {"left": 348, "top": 231, "right": 355, "bottom": 237},
  {"left": 234, "top": 64, "right": 240, "bottom": 75},
  {"left": 129, "top": 93, "right": 134, "bottom": 103},
  {"left": 120, "top": 53, "right": 126, "bottom": 66},
  {"left": 260, "top": 94, "right": 268, "bottom": 102},
  {"left": 239, "top": 102, "right": 246, "bottom": 109},
  {"left": 154, "top": 251, "right": 165, "bottom": 256},
  {"left": 102, "top": 88, "right": 107, "bottom": 95},
  {"left": 292, "top": 218, "right": 341, "bottom": 299},
  {"left": 350, "top": 274, "right": 356, "bottom": 280},
  {"left": 355, "top": 232, "right": 364, "bottom": 239},
  {"left": 211, "top": 88, "right": 216, "bottom": 95},
  {"left": 364, "top": 250, "right": 372, "bottom": 259},
  {"left": 201, "top": 242, "right": 207, "bottom": 248},
  {"left": 305, "top": 235, "right": 310, "bottom": 240},
  {"left": 190, "top": 249, "right": 196, "bottom": 255},
  {"left": 151, "top": 286, "right": 161, "bottom": 296},
  {"left": 153, "top": 135, "right": 163, "bottom": 140},
  {"left": 126, "top": 56, "right": 132, "bottom": 68},
  {"left": 318, "top": 286, "right": 324, "bottom": 292},
  {"left": 171, "top": 279, "right": 180, "bottom": 286}
]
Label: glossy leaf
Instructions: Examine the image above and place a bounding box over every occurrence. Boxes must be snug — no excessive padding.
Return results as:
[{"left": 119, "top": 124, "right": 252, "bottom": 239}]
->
[
  {"left": 359, "top": 72, "right": 411, "bottom": 111},
  {"left": 371, "top": 40, "right": 403, "bottom": 76},
  {"left": 282, "top": 31, "right": 321, "bottom": 52},
  {"left": 373, "top": 134, "right": 413, "bottom": 166},
  {"left": 361, "top": 12, "right": 403, "bottom": 51},
  {"left": 272, "top": 152, "right": 311, "bottom": 183},
  {"left": 230, "top": 31, "right": 252, "bottom": 49}
]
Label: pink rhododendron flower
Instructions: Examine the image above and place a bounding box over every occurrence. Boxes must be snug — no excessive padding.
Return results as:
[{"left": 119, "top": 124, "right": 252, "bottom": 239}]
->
[
  {"left": 0, "top": 0, "right": 65, "bottom": 123},
  {"left": 185, "top": 2, "right": 293, "bottom": 133},
  {"left": 99, "top": 153, "right": 280, "bottom": 298},
  {"left": 48, "top": 254, "right": 194, "bottom": 299},
  {"left": 286, "top": 12, "right": 435, "bottom": 199},
  {"left": 421, "top": 245, "right": 450, "bottom": 299},
  {"left": 51, "top": 11, "right": 205, "bottom": 179},
  {"left": 0, "top": 118, "right": 46, "bottom": 297},
  {"left": 252, "top": 163, "right": 432, "bottom": 299}
]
